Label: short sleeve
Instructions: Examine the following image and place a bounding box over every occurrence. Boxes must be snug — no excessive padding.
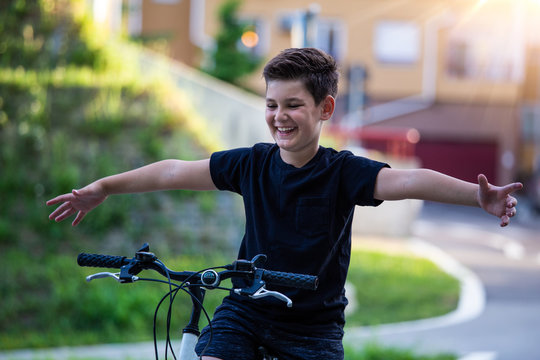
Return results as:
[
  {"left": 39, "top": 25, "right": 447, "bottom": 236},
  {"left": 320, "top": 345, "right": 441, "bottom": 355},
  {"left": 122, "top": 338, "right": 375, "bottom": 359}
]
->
[
  {"left": 341, "top": 153, "right": 389, "bottom": 207},
  {"left": 209, "top": 147, "right": 252, "bottom": 194}
]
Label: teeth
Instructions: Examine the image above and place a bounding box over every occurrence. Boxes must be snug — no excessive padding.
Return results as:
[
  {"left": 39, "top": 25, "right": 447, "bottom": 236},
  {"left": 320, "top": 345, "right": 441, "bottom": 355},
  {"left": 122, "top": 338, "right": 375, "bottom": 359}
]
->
[{"left": 278, "top": 127, "right": 294, "bottom": 131}]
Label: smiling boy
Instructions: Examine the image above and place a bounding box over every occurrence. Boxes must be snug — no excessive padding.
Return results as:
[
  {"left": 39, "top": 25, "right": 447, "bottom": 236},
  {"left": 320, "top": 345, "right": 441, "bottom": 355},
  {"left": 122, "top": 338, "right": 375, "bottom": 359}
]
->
[{"left": 47, "top": 48, "right": 522, "bottom": 360}]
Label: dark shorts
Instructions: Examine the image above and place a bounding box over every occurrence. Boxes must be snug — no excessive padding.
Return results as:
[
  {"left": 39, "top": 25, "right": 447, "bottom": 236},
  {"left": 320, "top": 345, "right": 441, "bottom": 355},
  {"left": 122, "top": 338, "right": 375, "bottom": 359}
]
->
[{"left": 195, "top": 300, "right": 344, "bottom": 360}]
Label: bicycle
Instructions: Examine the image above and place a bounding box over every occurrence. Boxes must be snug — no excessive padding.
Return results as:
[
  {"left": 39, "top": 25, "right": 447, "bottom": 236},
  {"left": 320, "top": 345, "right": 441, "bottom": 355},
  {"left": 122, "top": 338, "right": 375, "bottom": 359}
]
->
[{"left": 77, "top": 243, "right": 319, "bottom": 360}]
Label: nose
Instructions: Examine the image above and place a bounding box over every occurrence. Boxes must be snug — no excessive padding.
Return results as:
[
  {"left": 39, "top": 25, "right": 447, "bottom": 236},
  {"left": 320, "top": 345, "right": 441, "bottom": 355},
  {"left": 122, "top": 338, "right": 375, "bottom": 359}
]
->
[{"left": 274, "top": 106, "right": 287, "bottom": 122}]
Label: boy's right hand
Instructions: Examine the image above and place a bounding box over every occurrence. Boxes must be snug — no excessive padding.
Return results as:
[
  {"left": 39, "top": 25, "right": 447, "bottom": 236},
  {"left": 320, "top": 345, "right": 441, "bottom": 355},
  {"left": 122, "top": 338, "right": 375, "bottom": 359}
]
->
[{"left": 47, "top": 182, "right": 108, "bottom": 226}]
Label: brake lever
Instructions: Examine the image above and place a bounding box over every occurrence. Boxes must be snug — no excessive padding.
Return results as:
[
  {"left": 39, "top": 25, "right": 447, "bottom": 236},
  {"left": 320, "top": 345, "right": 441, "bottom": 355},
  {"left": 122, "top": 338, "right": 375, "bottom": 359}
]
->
[
  {"left": 251, "top": 287, "right": 293, "bottom": 308},
  {"left": 234, "top": 285, "right": 293, "bottom": 308},
  {"left": 86, "top": 272, "right": 139, "bottom": 283}
]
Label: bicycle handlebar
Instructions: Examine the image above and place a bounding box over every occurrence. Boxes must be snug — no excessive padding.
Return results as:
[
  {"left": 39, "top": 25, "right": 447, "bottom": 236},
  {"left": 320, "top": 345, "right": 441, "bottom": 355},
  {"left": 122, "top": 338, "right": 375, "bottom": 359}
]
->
[
  {"left": 77, "top": 244, "right": 317, "bottom": 357},
  {"left": 77, "top": 247, "right": 319, "bottom": 291},
  {"left": 260, "top": 269, "right": 317, "bottom": 290},
  {"left": 78, "top": 253, "right": 128, "bottom": 268}
]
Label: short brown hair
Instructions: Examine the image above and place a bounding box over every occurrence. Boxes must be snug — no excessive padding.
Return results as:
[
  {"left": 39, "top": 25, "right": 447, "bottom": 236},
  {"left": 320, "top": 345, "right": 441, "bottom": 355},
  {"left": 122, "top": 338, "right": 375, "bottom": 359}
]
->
[{"left": 263, "top": 48, "right": 339, "bottom": 105}]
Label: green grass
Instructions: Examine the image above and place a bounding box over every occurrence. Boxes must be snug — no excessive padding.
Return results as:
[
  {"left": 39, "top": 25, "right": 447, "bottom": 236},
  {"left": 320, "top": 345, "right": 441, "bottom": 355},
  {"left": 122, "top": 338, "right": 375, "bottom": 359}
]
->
[
  {"left": 346, "top": 248, "right": 460, "bottom": 326},
  {"left": 346, "top": 343, "right": 457, "bottom": 360},
  {"left": 0, "top": 251, "right": 231, "bottom": 349},
  {"left": 0, "top": 247, "right": 460, "bottom": 352}
]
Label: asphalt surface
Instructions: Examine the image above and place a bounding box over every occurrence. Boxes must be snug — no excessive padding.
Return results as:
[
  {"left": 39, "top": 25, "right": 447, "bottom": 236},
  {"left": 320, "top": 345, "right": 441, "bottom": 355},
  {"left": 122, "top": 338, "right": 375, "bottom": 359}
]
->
[{"left": 346, "top": 200, "right": 540, "bottom": 360}]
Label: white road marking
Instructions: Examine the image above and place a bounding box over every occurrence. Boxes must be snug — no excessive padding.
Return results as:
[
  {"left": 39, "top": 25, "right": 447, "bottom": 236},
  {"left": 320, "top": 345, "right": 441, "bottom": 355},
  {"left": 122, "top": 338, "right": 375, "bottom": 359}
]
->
[
  {"left": 416, "top": 220, "right": 527, "bottom": 261},
  {"left": 487, "top": 234, "right": 525, "bottom": 260},
  {"left": 458, "top": 351, "right": 497, "bottom": 360},
  {"left": 502, "top": 241, "right": 525, "bottom": 260}
]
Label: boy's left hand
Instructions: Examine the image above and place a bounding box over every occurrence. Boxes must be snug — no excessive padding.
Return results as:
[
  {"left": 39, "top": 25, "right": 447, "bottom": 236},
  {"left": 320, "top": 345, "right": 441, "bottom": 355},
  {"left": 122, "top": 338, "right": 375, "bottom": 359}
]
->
[{"left": 477, "top": 174, "right": 523, "bottom": 227}]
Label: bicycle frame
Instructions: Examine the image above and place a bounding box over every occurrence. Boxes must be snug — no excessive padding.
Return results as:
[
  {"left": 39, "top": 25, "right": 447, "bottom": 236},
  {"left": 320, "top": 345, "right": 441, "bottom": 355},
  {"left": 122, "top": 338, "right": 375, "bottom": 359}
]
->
[
  {"left": 178, "top": 332, "right": 199, "bottom": 360},
  {"left": 178, "top": 285, "right": 205, "bottom": 360}
]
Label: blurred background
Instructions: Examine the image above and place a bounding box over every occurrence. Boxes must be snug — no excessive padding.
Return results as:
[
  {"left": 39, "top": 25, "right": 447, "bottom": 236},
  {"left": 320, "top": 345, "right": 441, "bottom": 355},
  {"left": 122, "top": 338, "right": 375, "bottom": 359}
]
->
[
  {"left": 86, "top": 0, "right": 540, "bottom": 208},
  {"left": 109, "top": 0, "right": 540, "bottom": 188},
  {"left": 1, "top": 0, "right": 539, "bottom": 357}
]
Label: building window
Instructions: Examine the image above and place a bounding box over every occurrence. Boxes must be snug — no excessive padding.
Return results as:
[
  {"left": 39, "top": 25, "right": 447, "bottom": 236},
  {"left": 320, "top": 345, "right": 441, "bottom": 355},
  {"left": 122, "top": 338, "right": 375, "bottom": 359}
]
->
[
  {"left": 446, "top": 32, "right": 523, "bottom": 82},
  {"left": 374, "top": 21, "right": 420, "bottom": 65},
  {"left": 445, "top": 2, "right": 525, "bottom": 83},
  {"left": 278, "top": 12, "right": 346, "bottom": 61},
  {"left": 317, "top": 19, "right": 347, "bottom": 62}
]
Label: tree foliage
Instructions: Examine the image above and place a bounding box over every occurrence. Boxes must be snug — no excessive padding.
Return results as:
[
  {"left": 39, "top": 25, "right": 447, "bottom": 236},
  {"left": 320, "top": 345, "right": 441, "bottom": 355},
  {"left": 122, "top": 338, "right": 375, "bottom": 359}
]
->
[
  {"left": 0, "top": 0, "right": 107, "bottom": 70},
  {"left": 204, "top": 0, "right": 261, "bottom": 84}
]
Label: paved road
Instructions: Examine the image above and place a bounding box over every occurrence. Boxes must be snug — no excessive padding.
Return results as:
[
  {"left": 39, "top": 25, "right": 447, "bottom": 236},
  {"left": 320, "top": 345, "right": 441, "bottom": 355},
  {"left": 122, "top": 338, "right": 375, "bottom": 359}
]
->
[{"left": 346, "top": 201, "right": 540, "bottom": 360}]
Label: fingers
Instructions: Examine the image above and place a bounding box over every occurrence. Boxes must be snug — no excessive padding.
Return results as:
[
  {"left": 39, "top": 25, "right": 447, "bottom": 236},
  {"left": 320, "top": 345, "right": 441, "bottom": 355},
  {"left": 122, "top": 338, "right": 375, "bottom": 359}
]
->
[
  {"left": 503, "top": 182, "right": 523, "bottom": 195},
  {"left": 477, "top": 174, "right": 489, "bottom": 190},
  {"left": 477, "top": 174, "right": 523, "bottom": 197},
  {"left": 46, "top": 192, "right": 74, "bottom": 206},
  {"left": 500, "top": 197, "right": 518, "bottom": 227},
  {"left": 48, "top": 203, "right": 83, "bottom": 226},
  {"left": 506, "top": 196, "right": 517, "bottom": 208},
  {"left": 47, "top": 190, "right": 82, "bottom": 224},
  {"left": 47, "top": 188, "right": 97, "bottom": 226},
  {"left": 506, "top": 206, "right": 517, "bottom": 218},
  {"left": 48, "top": 202, "right": 72, "bottom": 220},
  {"left": 500, "top": 207, "right": 516, "bottom": 227},
  {"left": 72, "top": 211, "right": 86, "bottom": 226},
  {"left": 49, "top": 202, "right": 77, "bottom": 222}
]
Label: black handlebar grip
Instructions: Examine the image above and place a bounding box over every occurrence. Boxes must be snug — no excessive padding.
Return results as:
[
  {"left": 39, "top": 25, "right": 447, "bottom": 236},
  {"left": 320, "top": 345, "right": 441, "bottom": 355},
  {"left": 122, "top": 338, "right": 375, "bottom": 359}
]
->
[
  {"left": 77, "top": 253, "right": 128, "bottom": 269},
  {"left": 262, "top": 270, "right": 318, "bottom": 290}
]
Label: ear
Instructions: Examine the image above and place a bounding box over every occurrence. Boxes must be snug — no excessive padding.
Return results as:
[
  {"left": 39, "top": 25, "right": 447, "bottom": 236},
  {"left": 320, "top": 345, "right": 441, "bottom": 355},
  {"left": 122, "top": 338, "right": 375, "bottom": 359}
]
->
[{"left": 320, "top": 95, "right": 335, "bottom": 121}]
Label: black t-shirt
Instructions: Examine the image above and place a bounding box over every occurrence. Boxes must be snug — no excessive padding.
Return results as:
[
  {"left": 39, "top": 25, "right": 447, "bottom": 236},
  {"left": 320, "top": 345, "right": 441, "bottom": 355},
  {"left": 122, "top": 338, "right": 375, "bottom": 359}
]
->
[{"left": 210, "top": 143, "right": 388, "bottom": 327}]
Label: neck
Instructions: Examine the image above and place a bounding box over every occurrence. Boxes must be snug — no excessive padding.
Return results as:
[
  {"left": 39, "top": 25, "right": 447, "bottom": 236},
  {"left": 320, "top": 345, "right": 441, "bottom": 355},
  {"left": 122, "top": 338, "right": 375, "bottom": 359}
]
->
[{"left": 279, "top": 146, "right": 319, "bottom": 168}]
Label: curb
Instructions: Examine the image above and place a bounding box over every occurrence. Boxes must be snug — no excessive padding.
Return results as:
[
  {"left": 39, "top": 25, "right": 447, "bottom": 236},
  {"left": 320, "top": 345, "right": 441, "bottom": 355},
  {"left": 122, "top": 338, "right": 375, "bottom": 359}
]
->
[
  {"left": 344, "top": 237, "right": 487, "bottom": 360},
  {"left": 345, "top": 237, "right": 485, "bottom": 339}
]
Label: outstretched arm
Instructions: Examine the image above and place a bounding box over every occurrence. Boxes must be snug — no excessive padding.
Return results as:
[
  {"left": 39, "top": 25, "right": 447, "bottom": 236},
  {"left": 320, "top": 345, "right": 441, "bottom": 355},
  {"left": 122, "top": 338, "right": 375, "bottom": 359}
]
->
[
  {"left": 47, "top": 159, "right": 215, "bottom": 226},
  {"left": 373, "top": 168, "right": 523, "bottom": 227}
]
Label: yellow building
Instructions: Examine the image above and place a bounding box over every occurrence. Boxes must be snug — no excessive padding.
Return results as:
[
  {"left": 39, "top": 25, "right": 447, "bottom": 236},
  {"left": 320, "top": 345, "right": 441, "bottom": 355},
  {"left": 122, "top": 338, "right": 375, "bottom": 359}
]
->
[{"left": 98, "top": 0, "right": 540, "bottom": 185}]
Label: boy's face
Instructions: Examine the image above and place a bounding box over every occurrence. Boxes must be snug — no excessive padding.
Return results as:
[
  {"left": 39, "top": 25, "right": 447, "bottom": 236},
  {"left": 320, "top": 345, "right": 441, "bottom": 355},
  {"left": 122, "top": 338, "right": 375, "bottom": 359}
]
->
[{"left": 265, "top": 79, "right": 333, "bottom": 166}]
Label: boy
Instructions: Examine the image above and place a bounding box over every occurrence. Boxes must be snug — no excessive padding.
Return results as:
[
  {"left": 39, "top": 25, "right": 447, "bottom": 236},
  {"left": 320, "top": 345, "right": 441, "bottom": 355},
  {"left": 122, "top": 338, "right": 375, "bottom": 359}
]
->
[{"left": 47, "top": 48, "right": 523, "bottom": 360}]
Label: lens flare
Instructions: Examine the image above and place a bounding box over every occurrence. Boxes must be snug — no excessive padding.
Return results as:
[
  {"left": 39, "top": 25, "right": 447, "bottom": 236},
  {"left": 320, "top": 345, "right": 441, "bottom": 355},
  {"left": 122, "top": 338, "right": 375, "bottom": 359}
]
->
[{"left": 241, "top": 30, "right": 259, "bottom": 48}]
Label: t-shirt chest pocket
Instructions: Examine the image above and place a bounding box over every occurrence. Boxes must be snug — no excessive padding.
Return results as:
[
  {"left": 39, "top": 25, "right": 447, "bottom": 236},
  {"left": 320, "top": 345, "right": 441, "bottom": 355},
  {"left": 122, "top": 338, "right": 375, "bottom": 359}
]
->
[{"left": 295, "top": 197, "right": 330, "bottom": 237}]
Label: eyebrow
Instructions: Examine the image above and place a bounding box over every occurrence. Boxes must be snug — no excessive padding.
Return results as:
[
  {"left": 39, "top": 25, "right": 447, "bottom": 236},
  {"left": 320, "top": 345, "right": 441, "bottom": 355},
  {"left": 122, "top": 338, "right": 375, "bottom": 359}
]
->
[{"left": 265, "top": 97, "right": 304, "bottom": 102}]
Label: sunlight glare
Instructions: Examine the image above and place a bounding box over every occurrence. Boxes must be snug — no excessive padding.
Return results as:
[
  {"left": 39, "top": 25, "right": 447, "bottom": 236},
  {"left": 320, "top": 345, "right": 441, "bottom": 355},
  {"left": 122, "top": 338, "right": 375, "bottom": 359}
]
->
[{"left": 241, "top": 31, "right": 259, "bottom": 48}]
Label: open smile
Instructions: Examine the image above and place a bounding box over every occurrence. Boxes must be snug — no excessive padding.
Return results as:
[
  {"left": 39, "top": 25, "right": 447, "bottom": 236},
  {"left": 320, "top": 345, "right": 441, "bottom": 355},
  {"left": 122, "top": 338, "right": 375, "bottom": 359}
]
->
[{"left": 277, "top": 127, "right": 297, "bottom": 135}]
